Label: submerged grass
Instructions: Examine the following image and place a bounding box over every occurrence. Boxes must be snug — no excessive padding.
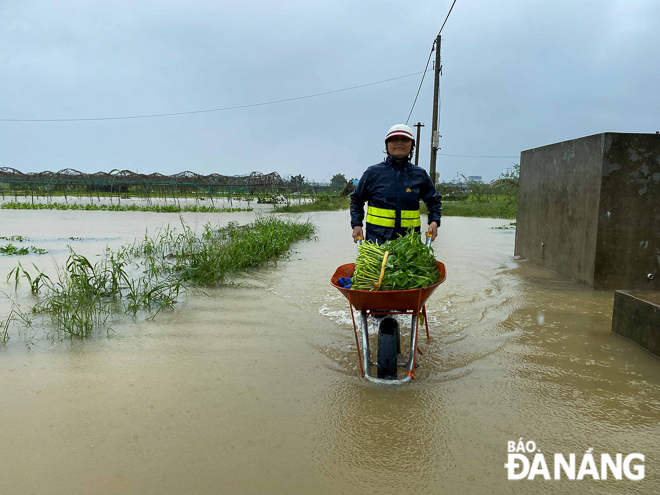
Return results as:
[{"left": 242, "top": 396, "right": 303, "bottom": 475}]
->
[
  {"left": 2, "top": 302, "right": 33, "bottom": 344},
  {"left": 0, "top": 244, "right": 48, "bottom": 255},
  {"left": 420, "top": 198, "right": 517, "bottom": 219},
  {"left": 127, "top": 216, "right": 316, "bottom": 286},
  {"left": 1, "top": 201, "right": 252, "bottom": 214},
  {"left": 3, "top": 216, "right": 315, "bottom": 340},
  {"left": 274, "top": 195, "right": 349, "bottom": 213},
  {"left": 177, "top": 217, "right": 316, "bottom": 285},
  {"left": 0, "top": 235, "right": 28, "bottom": 242}
]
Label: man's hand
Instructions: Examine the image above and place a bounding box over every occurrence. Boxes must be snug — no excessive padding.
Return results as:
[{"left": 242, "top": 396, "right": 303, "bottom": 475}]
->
[
  {"left": 352, "top": 226, "right": 364, "bottom": 243},
  {"left": 428, "top": 221, "right": 438, "bottom": 241}
]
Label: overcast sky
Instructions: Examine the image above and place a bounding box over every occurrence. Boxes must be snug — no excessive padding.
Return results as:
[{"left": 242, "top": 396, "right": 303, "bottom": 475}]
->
[{"left": 1, "top": 0, "right": 659, "bottom": 182}]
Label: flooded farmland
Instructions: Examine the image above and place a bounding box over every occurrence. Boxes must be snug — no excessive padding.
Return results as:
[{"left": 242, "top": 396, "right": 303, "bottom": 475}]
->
[{"left": 1, "top": 208, "right": 658, "bottom": 494}]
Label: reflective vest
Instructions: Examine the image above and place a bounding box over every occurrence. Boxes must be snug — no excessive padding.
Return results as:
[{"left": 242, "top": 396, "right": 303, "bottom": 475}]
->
[
  {"left": 366, "top": 206, "right": 421, "bottom": 229},
  {"left": 349, "top": 156, "right": 442, "bottom": 244}
]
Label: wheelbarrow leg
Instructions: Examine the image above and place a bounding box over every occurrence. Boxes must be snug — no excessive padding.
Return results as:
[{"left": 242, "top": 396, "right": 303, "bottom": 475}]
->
[
  {"left": 406, "top": 312, "right": 419, "bottom": 379},
  {"left": 360, "top": 310, "right": 372, "bottom": 378},
  {"left": 346, "top": 297, "right": 364, "bottom": 377}
]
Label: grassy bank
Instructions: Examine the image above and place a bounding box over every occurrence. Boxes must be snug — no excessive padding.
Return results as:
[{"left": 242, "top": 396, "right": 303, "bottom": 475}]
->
[
  {"left": 273, "top": 195, "right": 349, "bottom": 213},
  {"left": 272, "top": 194, "right": 517, "bottom": 219},
  {"left": 423, "top": 199, "right": 517, "bottom": 219},
  {"left": 3, "top": 216, "right": 315, "bottom": 340},
  {"left": 1, "top": 201, "right": 252, "bottom": 213}
]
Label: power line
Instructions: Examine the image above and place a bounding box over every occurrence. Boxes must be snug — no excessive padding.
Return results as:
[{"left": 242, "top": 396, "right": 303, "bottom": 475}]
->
[
  {"left": 438, "top": 153, "right": 518, "bottom": 158},
  {"left": 405, "top": 0, "right": 459, "bottom": 124},
  {"left": 437, "top": 0, "right": 458, "bottom": 38},
  {"left": 405, "top": 47, "right": 434, "bottom": 125},
  {"left": 0, "top": 70, "right": 430, "bottom": 123}
]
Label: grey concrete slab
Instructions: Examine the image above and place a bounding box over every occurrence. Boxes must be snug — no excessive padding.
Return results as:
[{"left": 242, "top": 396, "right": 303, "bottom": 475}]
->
[
  {"left": 612, "top": 290, "right": 660, "bottom": 358},
  {"left": 515, "top": 132, "right": 660, "bottom": 290}
]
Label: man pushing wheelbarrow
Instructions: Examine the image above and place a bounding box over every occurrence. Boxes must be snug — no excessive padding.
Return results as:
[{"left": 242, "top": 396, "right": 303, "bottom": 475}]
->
[
  {"left": 349, "top": 124, "right": 441, "bottom": 245},
  {"left": 331, "top": 124, "right": 446, "bottom": 384}
]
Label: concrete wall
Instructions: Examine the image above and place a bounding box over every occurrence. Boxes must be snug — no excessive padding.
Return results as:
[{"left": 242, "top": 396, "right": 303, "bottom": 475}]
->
[
  {"left": 612, "top": 291, "right": 660, "bottom": 358},
  {"left": 515, "top": 132, "right": 660, "bottom": 290},
  {"left": 595, "top": 134, "right": 660, "bottom": 289},
  {"left": 515, "top": 133, "right": 604, "bottom": 286}
]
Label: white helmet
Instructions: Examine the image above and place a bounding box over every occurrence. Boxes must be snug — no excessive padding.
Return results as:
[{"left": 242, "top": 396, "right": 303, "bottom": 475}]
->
[{"left": 385, "top": 124, "right": 414, "bottom": 143}]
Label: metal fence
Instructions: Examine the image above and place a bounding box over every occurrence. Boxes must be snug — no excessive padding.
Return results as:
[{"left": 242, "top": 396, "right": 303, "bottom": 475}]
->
[{"left": 0, "top": 167, "right": 341, "bottom": 203}]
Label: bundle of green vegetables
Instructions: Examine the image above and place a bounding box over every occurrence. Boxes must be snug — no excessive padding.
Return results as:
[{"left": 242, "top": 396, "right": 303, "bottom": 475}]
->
[{"left": 352, "top": 230, "right": 440, "bottom": 291}]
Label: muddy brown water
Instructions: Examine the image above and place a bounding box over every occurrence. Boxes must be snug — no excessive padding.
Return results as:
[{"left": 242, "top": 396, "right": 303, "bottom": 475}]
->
[{"left": 1, "top": 209, "right": 658, "bottom": 494}]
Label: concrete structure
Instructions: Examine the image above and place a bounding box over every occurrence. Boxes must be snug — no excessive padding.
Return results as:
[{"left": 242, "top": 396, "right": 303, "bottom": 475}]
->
[
  {"left": 515, "top": 132, "right": 660, "bottom": 290},
  {"left": 612, "top": 291, "right": 660, "bottom": 358}
]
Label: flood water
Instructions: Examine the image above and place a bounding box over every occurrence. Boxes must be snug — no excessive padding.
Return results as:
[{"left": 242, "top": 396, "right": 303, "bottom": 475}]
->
[{"left": 1, "top": 208, "right": 658, "bottom": 494}]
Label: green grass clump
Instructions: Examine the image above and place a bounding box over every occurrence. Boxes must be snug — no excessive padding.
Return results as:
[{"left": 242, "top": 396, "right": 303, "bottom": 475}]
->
[
  {"left": 128, "top": 216, "right": 316, "bottom": 286},
  {"left": 7, "top": 251, "right": 180, "bottom": 337},
  {"left": 0, "top": 244, "right": 48, "bottom": 256},
  {"left": 5, "top": 216, "right": 315, "bottom": 339},
  {"left": 420, "top": 198, "right": 517, "bottom": 219},
  {"left": 274, "top": 195, "right": 349, "bottom": 213},
  {"left": 0, "top": 235, "right": 28, "bottom": 242},
  {"left": 179, "top": 216, "right": 316, "bottom": 285},
  {"left": 0, "top": 201, "right": 252, "bottom": 214},
  {"left": 442, "top": 200, "right": 516, "bottom": 219}
]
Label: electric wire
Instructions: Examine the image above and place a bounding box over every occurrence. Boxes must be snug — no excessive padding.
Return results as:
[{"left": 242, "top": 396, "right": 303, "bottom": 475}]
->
[
  {"left": 0, "top": 70, "right": 430, "bottom": 123},
  {"left": 436, "top": 0, "right": 458, "bottom": 39},
  {"left": 438, "top": 153, "right": 518, "bottom": 159},
  {"left": 405, "top": 0, "right": 459, "bottom": 125},
  {"left": 405, "top": 46, "right": 434, "bottom": 125}
]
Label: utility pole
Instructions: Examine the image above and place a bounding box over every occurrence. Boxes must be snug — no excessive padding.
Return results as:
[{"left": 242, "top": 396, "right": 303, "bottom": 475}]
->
[
  {"left": 429, "top": 34, "right": 442, "bottom": 185},
  {"left": 413, "top": 122, "right": 424, "bottom": 166}
]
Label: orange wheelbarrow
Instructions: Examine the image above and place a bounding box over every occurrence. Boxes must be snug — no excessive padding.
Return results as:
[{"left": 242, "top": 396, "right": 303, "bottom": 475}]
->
[{"left": 331, "top": 257, "right": 447, "bottom": 385}]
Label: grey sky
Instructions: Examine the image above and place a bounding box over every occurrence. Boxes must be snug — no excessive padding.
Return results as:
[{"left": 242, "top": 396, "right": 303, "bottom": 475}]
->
[{"left": 1, "top": 0, "right": 659, "bottom": 182}]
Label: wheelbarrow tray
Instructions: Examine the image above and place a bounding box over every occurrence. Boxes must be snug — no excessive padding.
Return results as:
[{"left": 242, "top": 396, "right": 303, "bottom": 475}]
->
[{"left": 330, "top": 261, "right": 447, "bottom": 311}]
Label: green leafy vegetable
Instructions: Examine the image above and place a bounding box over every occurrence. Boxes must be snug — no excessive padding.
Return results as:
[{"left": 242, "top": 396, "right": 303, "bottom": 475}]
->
[{"left": 352, "top": 230, "right": 439, "bottom": 291}]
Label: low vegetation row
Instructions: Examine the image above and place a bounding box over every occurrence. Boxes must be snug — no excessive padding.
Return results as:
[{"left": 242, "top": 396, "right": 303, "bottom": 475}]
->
[
  {"left": 2, "top": 216, "right": 315, "bottom": 342},
  {"left": 274, "top": 195, "right": 350, "bottom": 213},
  {"left": 273, "top": 166, "right": 519, "bottom": 218},
  {"left": 0, "top": 201, "right": 252, "bottom": 213},
  {"left": 272, "top": 194, "right": 516, "bottom": 219},
  {"left": 0, "top": 244, "right": 48, "bottom": 256}
]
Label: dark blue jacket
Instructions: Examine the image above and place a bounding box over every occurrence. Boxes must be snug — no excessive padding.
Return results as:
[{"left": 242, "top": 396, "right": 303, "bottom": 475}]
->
[{"left": 350, "top": 156, "right": 442, "bottom": 244}]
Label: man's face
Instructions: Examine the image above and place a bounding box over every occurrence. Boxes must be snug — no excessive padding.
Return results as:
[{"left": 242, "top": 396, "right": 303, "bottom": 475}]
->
[{"left": 387, "top": 136, "right": 413, "bottom": 159}]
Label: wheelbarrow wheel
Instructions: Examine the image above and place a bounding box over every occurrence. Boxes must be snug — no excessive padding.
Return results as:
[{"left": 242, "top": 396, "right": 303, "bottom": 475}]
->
[{"left": 377, "top": 317, "right": 399, "bottom": 380}]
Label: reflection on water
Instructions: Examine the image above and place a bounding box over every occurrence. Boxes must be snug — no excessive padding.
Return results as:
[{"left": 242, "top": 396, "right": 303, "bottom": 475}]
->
[
  {"left": 314, "top": 381, "right": 450, "bottom": 493},
  {"left": 0, "top": 210, "right": 658, "bottom": 494}
]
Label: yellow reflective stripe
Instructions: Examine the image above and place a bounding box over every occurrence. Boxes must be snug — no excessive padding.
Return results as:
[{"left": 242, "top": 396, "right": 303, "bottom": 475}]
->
[
  {"left": 367, "top": 206, "right": 395, "bottom": 218},
  {"left": 400, "top": 210, "right": 420, "bottom": 219},
  {"left": 366, "top": 214, "right": 395, "bottom": 228},
  {"left": 401, "top": 218, "right": 421, "bottom": 228}
]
